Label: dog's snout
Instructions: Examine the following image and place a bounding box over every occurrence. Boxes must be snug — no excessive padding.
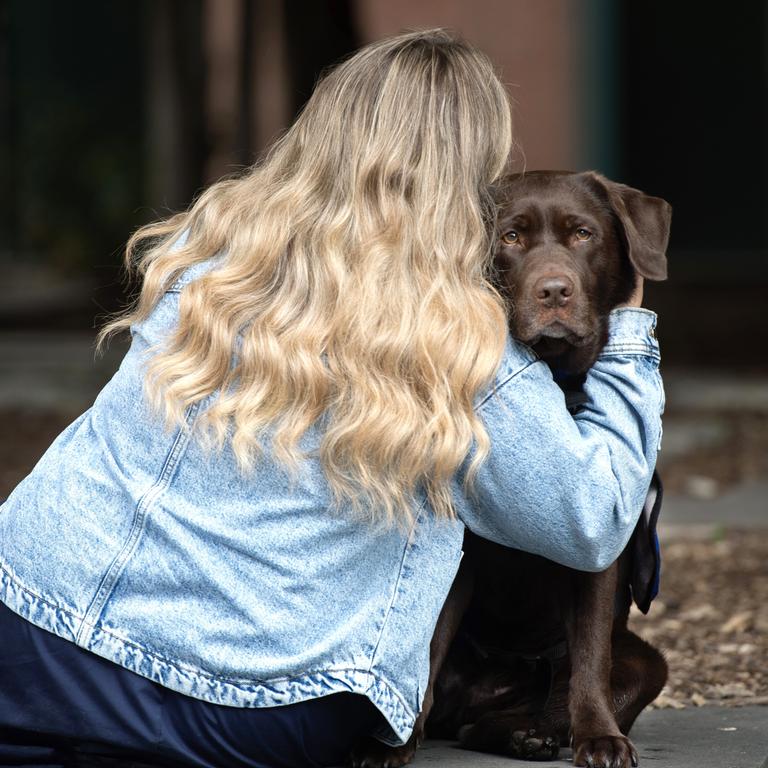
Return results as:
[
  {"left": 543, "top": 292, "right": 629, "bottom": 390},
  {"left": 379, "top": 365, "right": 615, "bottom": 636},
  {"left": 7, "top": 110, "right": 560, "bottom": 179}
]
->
[{"left": 534, "top": 275, "right": 574, "bottom": 308}]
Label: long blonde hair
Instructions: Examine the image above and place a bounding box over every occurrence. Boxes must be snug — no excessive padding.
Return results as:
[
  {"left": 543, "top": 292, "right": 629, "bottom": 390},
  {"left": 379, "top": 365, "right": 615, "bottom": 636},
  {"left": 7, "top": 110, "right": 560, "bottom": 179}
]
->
[{"left": 100, "top": 29, "right": 513, "bottom": 526}]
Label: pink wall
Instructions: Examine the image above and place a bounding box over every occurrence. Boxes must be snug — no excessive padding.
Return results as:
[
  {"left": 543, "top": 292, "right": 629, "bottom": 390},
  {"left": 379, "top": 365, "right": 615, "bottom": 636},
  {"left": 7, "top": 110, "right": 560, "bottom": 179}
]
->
[{"left": 356, "top": 0, "right": 581, "bottom": 171}]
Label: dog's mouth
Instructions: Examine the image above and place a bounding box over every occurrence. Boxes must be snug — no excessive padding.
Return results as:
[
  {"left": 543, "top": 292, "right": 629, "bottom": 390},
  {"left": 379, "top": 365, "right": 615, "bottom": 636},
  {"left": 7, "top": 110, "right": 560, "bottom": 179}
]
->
[{"left": 523, "top": 322, "right": 592, "bottom": 349}]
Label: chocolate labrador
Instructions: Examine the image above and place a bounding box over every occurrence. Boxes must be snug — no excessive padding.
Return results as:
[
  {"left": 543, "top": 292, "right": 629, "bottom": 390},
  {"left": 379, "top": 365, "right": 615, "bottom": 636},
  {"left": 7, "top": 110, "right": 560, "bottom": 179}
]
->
[{"left": 351, "top": 171, "right": 671, "bottom": 768}]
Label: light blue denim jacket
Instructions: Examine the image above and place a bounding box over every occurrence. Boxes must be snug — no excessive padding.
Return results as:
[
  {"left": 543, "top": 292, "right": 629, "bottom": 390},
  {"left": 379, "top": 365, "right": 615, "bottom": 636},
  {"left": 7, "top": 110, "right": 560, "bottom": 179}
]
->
[{"left": 0, "top": 258, "right": 664, "bottom": 745}]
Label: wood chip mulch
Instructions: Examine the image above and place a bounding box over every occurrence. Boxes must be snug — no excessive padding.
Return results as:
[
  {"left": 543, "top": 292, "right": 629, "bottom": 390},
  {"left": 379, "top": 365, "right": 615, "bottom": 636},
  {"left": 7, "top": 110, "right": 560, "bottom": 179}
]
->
[
  {"left": 0, "top": 408, "right": 77, "bottom": 499},
  {"left": 629, "top": 528, "right": 768, "bottom": 710}
]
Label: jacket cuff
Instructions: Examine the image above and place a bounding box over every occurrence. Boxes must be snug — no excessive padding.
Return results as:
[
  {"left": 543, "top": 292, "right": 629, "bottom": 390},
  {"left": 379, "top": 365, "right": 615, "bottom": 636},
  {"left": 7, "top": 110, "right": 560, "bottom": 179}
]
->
[{"left": 600, "top": 308, "right": 660, "bottom": 361}]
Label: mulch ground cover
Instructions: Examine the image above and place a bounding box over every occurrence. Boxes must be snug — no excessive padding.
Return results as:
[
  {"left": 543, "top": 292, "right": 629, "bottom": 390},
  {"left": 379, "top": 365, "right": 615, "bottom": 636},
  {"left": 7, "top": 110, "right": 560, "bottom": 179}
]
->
[
  {"left": 639, "top": 409, "right": 768, "bottom": 709},
  {"left": 0, "top": 408, "right": 76, "bottom": 499},
  {"left": 630, "top": 529, "right": 768, "bottom": 710}
]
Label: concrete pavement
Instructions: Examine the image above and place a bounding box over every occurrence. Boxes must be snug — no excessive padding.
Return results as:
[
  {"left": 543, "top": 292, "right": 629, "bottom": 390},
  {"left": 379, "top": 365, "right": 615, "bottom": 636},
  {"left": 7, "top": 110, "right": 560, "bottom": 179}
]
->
[{"left": 412, "top": 706, "right": 767, "bottom": 767}]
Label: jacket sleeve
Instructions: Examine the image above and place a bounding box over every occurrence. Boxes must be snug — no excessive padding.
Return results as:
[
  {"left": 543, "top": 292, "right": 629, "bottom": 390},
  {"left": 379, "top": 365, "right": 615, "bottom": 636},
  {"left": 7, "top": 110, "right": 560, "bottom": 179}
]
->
[{"left": 453, "top": 308, "right": 664, "bottom": 573}]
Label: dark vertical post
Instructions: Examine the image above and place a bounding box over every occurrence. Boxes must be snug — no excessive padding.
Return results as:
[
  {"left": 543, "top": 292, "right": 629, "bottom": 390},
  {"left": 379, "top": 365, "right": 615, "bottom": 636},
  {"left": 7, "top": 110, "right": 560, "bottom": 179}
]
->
[
  {"left": 0, "top": 0, "right": 16, "bottom": 254},
  {"left": 283, "top": 0, "right": 359, "bottom": 118},
  {"left": 145, "top": 0, "right": 206, "bottom": 214},
  {"left": 237, "top": 0, "right": 256, "bottom": 167},
  {"left": 573, "top": 0, "right": 620, "bottom": 177}
]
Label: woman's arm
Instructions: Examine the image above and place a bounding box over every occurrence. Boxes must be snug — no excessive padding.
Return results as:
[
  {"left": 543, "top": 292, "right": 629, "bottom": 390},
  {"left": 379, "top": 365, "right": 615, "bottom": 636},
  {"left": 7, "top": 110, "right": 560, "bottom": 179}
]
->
[{"left": 455, "top": 307, "right": 664, "bottom": 572}]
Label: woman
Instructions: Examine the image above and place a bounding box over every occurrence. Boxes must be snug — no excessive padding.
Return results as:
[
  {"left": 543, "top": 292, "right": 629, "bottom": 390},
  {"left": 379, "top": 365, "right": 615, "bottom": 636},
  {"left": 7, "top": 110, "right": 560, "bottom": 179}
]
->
[{"left": 0, "top": 29, "right": 663, "bottom": 768}]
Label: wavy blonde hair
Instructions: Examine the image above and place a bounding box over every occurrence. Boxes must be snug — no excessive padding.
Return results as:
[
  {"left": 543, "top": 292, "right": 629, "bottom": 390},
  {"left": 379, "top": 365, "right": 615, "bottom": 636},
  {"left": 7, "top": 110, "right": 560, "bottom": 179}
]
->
[{"left": 100, "top": 29, "right": 513, "bottom": 526}]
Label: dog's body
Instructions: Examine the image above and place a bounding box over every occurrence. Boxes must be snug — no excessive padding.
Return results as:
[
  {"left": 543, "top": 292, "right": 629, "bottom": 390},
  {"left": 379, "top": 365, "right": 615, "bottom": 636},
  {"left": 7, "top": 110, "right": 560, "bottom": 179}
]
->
[{"left": 351, "top": 171, "right": 671, "bottom": 768}]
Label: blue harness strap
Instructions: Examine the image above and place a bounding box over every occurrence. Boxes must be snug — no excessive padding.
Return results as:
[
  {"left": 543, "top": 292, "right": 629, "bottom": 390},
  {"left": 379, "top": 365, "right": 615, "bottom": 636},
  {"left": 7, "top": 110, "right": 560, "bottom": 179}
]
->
[{"left": 630, "top": 470, "right": 663, "bottom": 614}]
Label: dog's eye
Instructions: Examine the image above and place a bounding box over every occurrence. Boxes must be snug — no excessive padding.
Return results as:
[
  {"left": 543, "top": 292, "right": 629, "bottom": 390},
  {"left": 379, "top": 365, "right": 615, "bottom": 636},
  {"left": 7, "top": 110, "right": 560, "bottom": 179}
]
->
[
  {"left": 575, "top": 228, "right": 592, "bottom": 241},
  {"left": 501, "top": 230, "right": 519, "bottom": 245}
]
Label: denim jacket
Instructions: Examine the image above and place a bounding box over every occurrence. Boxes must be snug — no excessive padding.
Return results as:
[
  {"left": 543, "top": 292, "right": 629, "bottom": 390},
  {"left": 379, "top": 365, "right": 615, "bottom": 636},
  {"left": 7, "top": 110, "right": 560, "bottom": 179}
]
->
[{"left": 0, "top": 258, "right": 663, "bottom": 745}]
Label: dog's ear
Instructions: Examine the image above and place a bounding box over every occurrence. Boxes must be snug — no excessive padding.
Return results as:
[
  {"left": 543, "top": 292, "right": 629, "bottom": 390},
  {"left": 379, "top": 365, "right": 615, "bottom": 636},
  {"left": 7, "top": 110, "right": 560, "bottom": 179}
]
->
[{"left": 585, "top": 172, "right": 672, "bottom": 281}]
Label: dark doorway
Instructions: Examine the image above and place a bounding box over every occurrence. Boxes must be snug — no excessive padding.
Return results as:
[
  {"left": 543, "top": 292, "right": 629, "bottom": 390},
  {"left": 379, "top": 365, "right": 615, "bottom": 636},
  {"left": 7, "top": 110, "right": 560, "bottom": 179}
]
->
[{"left": 617, "top": 2, "right": 768, "bottom": 369}]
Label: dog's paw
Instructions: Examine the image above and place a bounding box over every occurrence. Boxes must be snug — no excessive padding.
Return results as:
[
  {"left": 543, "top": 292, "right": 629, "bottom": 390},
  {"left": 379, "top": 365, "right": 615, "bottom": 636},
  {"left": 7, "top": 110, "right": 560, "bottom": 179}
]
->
[
  {"left": 573, "top": 734, "right": 639, "bottom": 768},
  {"left": 459, "top": 724, "right": 560, "bottom": 761},
  {"left": 508, "top": 729, "right": 560, "bottom": 762},
  {"left": 348, "top": 735, "right": 418, "bottom": 768}
]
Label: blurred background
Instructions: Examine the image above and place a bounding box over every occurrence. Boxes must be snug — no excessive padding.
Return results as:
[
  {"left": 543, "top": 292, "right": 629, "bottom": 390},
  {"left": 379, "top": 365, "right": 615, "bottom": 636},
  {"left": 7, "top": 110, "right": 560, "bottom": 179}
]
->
[{"left": 0, "top": 0, "right": 766, "bottom": 715}]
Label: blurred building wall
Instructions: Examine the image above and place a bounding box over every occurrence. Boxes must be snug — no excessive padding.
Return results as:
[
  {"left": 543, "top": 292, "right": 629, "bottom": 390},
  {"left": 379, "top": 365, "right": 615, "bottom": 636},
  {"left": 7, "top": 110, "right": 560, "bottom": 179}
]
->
[{"left": 357, "top": 0, "right": 582, "bottom": 171}]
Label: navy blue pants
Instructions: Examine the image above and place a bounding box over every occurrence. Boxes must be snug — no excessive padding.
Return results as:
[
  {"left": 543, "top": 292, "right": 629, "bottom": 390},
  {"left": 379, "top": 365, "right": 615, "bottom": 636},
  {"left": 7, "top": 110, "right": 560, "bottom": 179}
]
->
[{"left": 0, "top": 601, "right": 382, "bottom": 767}]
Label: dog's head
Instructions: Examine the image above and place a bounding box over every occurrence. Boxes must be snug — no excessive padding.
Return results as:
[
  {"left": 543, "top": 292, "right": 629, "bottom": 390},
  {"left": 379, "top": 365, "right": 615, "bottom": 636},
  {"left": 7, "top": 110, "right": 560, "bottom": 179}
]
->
[{"left": 493, "top": 171, "right": 672, "bottom": 377}]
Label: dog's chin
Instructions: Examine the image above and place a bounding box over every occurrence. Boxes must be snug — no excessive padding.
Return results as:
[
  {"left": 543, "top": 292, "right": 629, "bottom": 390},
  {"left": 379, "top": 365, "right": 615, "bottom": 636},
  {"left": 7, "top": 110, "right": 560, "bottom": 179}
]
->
[
  {"left": 523, "top": 322, "right": 591, "bottom": 351},
  {"left": 531, "top": 336, "right": 574, "bottom": 359},
  {"left": 522, "top": 324, "right": 601, "bottom": 378}
]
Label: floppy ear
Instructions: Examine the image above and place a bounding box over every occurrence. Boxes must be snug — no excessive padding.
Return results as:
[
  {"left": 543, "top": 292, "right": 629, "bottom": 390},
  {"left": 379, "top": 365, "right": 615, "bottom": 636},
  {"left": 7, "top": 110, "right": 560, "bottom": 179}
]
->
[{"left": 586, "top": 171, "right": 672, "bottom": 281}]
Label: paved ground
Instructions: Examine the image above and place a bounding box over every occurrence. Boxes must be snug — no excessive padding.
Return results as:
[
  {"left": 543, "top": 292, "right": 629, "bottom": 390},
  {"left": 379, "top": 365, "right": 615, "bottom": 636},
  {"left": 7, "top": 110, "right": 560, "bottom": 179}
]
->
[
  {"left": 660, "top": 479, "right": 768, "bottom": 532},
  {"left": 414, "top": 706, "right": 767, "bottom": 767}
]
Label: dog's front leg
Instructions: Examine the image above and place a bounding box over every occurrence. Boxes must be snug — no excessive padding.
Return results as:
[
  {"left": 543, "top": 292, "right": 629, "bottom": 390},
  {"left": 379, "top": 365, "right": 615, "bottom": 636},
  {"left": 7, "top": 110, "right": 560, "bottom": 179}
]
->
[{"left": 565, "top": 563, "right": 639, "bottom": 768}]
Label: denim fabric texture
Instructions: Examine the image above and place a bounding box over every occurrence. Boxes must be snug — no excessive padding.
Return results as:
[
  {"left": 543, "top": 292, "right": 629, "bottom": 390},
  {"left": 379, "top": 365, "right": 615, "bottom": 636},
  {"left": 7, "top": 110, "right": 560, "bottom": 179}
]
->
[{"left": 0, "top": 256, "right": 664, "bottom": 746}]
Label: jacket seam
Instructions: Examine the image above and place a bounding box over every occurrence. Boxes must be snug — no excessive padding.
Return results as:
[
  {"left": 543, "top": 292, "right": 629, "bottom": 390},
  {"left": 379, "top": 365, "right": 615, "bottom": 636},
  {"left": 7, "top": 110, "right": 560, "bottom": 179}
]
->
[
  {"left": 75, "top": 403, "right": 201, "bottom": 647},
  {"left": 366, "top": 501, "right": 426, "bottom": 676},
  {"left": 475, "top": 358, "right": 540, "bottom": 412},
  {"left": 600, "top": 342, "right": 660, "bottom": 358}
]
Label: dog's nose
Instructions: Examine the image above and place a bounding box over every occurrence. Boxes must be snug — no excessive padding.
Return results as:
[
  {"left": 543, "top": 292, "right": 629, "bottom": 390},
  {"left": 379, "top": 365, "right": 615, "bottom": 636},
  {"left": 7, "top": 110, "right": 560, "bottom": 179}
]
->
[{"left": 534, "top": 276, "right": 574, "bottom": 307}]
